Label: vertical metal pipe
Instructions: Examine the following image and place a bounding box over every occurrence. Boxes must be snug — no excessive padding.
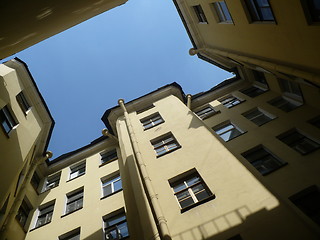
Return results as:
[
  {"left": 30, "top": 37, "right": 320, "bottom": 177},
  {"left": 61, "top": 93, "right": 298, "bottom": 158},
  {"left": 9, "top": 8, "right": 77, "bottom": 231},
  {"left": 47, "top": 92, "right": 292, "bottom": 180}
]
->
[
  {"left": 118, "top": 99, "right": 172, "bottom": 240},
  {"left": 0, "top": 152, "right": 52, "bottom": 238},
  {"left": 186, "top": 94, "right": 192, "bottom": 109}
]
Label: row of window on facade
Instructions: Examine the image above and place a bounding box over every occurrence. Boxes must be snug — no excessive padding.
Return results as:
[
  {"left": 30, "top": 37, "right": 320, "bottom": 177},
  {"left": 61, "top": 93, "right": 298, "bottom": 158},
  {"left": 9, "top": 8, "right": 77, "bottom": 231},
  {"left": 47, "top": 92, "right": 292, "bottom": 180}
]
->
[
  {"left": 193, "top": 0, "right": 320, "bottom": 25},
  {"left": 30, "top": 149, "right": 118, "bottom": 193},
  {"left": 18, "top": 203, "right": 129, "bottom": 240},
  {"left": 0, "top": 91, "right": 30, "bottom": 135}
]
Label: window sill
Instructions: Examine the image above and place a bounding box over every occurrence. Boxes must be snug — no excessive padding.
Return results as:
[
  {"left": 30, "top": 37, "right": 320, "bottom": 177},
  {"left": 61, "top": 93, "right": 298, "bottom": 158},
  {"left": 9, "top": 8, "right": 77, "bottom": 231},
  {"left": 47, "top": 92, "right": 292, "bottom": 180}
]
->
[
  {"left": 156, "top": 145, "right": 182, "bottom": 158},
  {"left": 99, "top": 158, "right": 118, "bottom": 168},
  {"left": 29, "top": 221, "right": 51, "bottom": 232},
  {"left": 261, "top": 162, "right": 288, "bottom": 176},
  {"left": 61, "top": 207, "right": 83, "bottom": 218},
  {"left": 100, "top": 189, "right": 123, "bottom": 200},
  {"left": 180, "top": 195, "right": 216, "bottom": 213},
  {"left": 67, "top": 173, "right": 85, "bottom": 183}
]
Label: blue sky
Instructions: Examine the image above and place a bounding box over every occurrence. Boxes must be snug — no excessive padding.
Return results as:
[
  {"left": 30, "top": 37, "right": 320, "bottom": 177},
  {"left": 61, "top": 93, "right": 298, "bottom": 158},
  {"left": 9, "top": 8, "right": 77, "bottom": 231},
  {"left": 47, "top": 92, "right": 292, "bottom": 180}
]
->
[{"left": 3, "top": 0, "right": 233, "bottom": 159}]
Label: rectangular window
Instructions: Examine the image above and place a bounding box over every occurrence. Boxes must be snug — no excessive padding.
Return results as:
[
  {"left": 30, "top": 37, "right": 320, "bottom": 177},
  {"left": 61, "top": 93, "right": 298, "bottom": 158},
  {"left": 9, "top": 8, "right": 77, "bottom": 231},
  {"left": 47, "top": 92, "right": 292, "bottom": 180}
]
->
[
  {"left": 43, "top": 173, "right": 60, "bottom": 191},
  {"left": 242, "top": 108, "right": 275, "bottom": 126},
  {"left": 309, "top": 116, "right": 320, "bottom": 129},
  {"left": 253, "top": 70, "right": 268, "bottom": 86},
  {"left": 242, "top": 146, "right": 287, "bottom": 175},
  {"left": 195, "top": 106, "right": 217, "bottom": 120},
  {"left": 69, "top": 162, "right": 86, "bottom": 180},
  {"left": 268, "top": 96, "right": 302, "bottom": 112},
  {"left": 213, "top": 1, "right": 233, "bottom": 23},
  {"left": 193, "top": 5, "right": 208, "bottom": 23},
  {"left": 35, "top": 203, "right": 54, "bottom": 227},
  {"left": 170, "top": 171, "right": 214, "bottom": 211},
  {"left": 289, "top": 185, "right": 320, "bottom": 226},
  {"left": 213, "top": 122, "right": 244, "bottom": 141},
  {"left": 277, "top": 129, "right": 320, "bottom": 155},
  {"left": 302, "top": 0, "right": 320, "bottom": 23},
  {"left": 219, "top": 95, "right": 243, "bottom": 108},
  {"left": 31, "top": 172, "right": 40, "bottom": 191},
  {"left": 151, "top": 134, "right": 180, "bottom": 157},
  {"left": 59, "top": 228, "right": 80, "bottom": 240},
  {"left": 102, "top": 174, "right": 122, "bottom": 198},
  {"left": 104, "top": 212, "right": 129, "bottom": 240},
  {"left": 245, "top": 0, "right": 275, "bottom": 21},
  {"left": 140, "top": 113, "right": 164, "bottom": 130},
  {"left": 100, "top": 149, "right": 118, "bottom": 165},
  {"left": 16, "top": 199, "right": 31, "bottom": 227},
  {"left": 0, "top": 105, "right": 18, "bottom": 134},
  {"left": 65, "top": 189, "right": 84, "bottom": 215},
  {"left": 241, "top": 85, "right": 267, "bottom": 98},
  {"left": 16, "top": 91, "right": 31, "bottom": 114},
  {"left": 278, "top": 79, "right": 303, "bottom": 102}
]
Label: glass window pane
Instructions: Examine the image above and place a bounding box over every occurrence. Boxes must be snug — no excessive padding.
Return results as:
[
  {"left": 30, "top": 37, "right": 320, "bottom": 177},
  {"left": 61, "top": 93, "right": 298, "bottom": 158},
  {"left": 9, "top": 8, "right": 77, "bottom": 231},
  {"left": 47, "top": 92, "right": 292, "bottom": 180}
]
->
[
  {"left": 179, "top": 197, "right": 195, "bottom": 208},
  {"left": 114, "top": 179, "right": 122, "bottom": 192}
]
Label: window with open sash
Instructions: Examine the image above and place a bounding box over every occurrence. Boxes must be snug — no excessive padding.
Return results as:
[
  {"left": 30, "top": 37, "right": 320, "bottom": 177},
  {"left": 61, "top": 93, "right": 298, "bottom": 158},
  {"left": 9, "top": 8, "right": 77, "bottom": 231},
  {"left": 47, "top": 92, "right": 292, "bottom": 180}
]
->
[
  {"left": 171, "top": 172, "right": 213, "bottom": 210},
  {"left": 65, "top": 190, "right": 83, "bottom": 214},
  {"left": 213, "top": 122, "right": 244, "bottom": 141},
  {"left": 104, "top": 212, "right": 129, "bottom": 240}
]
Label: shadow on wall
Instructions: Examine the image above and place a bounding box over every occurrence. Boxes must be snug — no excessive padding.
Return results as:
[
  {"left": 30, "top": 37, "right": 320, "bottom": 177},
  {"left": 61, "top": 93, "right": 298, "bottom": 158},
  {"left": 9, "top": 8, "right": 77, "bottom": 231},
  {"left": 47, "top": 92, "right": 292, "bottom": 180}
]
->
[
  {"left": 0, "top": 75, "right": 25, "bottom": 209},
  {"left": 171, "top": 204, "right": 318, "bottom": 240}
]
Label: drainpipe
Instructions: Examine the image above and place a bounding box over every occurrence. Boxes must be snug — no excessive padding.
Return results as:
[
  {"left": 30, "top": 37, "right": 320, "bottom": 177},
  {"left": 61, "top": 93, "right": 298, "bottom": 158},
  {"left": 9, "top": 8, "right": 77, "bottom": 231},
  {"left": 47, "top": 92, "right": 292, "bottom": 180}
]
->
[
  {"left": 118, "top": 99, "right": 172, "bottom": 240},
  {"left": 0, "top": 151, "right": 52, "bottom": 237},
  {"left": 189, "top": 48, "right": 320, "bottom": 84},
  {"left": 102, "top": 129, "right": 118, "bottom": 142},
  {"left": 186, "top": 94, "right": 192, "bottom": 109}
]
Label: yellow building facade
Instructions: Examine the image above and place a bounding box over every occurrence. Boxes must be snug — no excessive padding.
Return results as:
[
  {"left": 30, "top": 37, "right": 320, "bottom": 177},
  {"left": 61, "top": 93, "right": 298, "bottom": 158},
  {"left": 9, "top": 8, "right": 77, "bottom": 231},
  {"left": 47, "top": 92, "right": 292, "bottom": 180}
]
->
[
  {"left": 2, "top": 63, "right": 319, "bottom": 239},
  {"left": 0, "top": 58, "right": 54, "bottom": 240},
  {"left": 173, "top": 0, "right": 320, "bottom": 85}
]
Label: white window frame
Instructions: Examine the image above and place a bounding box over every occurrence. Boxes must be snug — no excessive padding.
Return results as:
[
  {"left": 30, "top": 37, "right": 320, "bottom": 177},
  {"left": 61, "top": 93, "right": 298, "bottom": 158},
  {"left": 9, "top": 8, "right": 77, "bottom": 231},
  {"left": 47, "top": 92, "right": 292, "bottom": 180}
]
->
[
  {"left": 43, "top": 173, "right": 60, "bottom": 192},
  {"left": 69, "top": 161, "right": 86, "bottom": 180},
  {"left": 65, "top": 189, "right": 84, "bottom": 215},
  {"left": 170, "top": 171, "right": 213, "bottom": 211},
  {"left": 101, "top": 174, "right": 122, "bottom": 198},
  {"left": 195, "top": 106, "right": 217, "bottom": 120},
  {"left": 219, "top": 95, "right": 243, "bottom": 108},
  {"left": 151, "top": 133, "right": 180, "bottom": 157},
  {"left": 140, "top": 113, "right": 164, "bottom": 130},
  {"left": 213, "top": 121, "right": 244, "bottom": 141},
  {"left": 34, "top": 202, "right": 55, "bottom": 228}
]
